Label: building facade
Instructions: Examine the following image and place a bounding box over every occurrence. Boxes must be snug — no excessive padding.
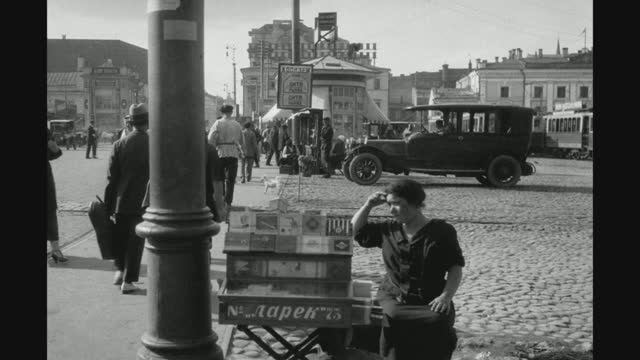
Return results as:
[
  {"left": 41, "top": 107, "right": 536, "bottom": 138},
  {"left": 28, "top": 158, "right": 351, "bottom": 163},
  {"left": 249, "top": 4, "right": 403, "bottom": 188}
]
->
[
  {"left": 47, "top": 38, "right": 148, "bottom": 132},
  {"left": 388, "top": 64, "right": 472, "bottom": 121},
  {"left": 241, "top": 20, "right": 379, "bottom": 117},
  {"left": 456, "top": 47, "right": 593, "bottom": 113}
]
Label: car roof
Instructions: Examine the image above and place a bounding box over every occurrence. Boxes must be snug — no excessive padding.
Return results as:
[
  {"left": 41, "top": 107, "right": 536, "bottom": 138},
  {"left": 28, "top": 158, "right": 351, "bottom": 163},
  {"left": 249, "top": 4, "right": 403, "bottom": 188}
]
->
[{"left": 404, "top": 104, "right": 535, "bottom": 112}]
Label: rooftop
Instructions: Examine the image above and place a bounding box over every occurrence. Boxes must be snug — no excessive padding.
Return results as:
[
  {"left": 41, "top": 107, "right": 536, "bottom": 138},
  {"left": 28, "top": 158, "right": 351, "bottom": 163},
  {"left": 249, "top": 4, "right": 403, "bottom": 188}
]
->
[
  {"left": 47, "top": 72, "right": 81, "bottom": 87},
  {"left": 47, "top": 38, "right": 148, "bottom": 82}
]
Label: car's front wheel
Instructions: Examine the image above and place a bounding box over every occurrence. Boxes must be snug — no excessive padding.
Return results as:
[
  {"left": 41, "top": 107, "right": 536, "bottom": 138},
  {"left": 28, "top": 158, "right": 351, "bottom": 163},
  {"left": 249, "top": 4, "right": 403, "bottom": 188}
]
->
[
  {"left": 486, "top": 155, "right": 521, "bottom": 187},
  {"left": 349, "top": 153, "right": 383, "bottom": 186}
]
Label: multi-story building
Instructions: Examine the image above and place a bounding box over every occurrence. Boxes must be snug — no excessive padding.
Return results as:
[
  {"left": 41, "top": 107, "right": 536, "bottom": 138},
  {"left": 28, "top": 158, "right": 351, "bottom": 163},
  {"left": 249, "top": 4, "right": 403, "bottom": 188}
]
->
[
  {"left": 388, "top": 64, "right": 472, "bottom": 121},
  {"left": 456, "top": 46, "right": 593, "bottom": 113},
  {"left": 47, "top": 38, "right": 148, "bottom": 132},
  {"left": 241, "top": 20, "right": 380, "bottom": 117}
]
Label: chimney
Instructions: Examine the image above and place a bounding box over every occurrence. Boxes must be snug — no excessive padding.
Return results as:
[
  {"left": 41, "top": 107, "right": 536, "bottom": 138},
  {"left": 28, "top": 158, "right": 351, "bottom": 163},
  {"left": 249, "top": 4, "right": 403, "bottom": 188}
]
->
[
  {"left": 562, "top": 47, "right": 569, "bottom": 57},
  {"left": 494, "top": 56, "right": 499, "bottom": 63},
  {"left": 476, "top": 58, "right": 481, "bottom": 68},
  {"left": 62, "top": 34, "right": 66, "bottom": 40},
  {"left": 502, "top": 57, "right": 507, "bottom": 62},
  {"left": 517, "top": 48, "right": 523, "bottom": 59},
  {"left": 508, "top": 49, "right": 513, "bottom": 59},
  {"left": 442, "top": 64, "right": 449, "bottom": 86},
  {"left": 77, "top": 56, "right": 85, "bottom": 71},
  {"left": 538, "top": 48, "right": 543, "bottom": 57},
  {"left": 468, "top": 60, "right": 472, "bottom": 72}
]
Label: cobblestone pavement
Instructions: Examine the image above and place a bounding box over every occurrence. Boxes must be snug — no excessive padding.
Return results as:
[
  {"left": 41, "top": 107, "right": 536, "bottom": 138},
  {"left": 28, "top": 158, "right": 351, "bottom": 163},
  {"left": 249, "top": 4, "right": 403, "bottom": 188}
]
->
[{"left": 227, "top": 158, "right": 593, "bottom": 359}]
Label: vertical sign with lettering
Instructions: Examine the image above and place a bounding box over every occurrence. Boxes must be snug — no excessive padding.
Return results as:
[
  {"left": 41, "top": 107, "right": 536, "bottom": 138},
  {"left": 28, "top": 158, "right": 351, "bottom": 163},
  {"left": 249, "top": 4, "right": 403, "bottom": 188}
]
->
[{"left": 277, "top": 64, "right": 313, "bottom": 110}]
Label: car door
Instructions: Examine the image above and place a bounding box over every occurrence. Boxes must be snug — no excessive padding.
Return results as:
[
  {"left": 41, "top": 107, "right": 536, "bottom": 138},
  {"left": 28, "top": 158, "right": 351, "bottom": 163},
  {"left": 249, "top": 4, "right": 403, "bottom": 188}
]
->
[
  {"left": 455, "top": 111, "right": 495, "bottom": 170},
  {"left": 407, "top": 111, "right": 466, "bottom": 169}
]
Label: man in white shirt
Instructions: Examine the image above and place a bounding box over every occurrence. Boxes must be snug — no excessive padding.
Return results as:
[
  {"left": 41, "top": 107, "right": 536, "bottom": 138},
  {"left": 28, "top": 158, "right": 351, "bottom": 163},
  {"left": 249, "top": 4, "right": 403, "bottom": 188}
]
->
[{"left": 208, "top": 105, "right": 244, "bottom": 207}]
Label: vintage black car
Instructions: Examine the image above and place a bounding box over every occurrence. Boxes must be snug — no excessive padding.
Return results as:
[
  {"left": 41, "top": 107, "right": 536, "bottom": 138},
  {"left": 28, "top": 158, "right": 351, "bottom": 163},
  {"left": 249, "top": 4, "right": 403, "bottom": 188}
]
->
[{"left": 342, "top": 104, "right": 536, "bottom": 187}]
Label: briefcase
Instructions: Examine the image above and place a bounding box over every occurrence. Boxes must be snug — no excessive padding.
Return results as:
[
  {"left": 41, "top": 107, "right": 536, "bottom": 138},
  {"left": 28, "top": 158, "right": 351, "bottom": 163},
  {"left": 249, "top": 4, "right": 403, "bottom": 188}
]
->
[{"left": 88, "top": 196, "right": 115, "bottom": 260}]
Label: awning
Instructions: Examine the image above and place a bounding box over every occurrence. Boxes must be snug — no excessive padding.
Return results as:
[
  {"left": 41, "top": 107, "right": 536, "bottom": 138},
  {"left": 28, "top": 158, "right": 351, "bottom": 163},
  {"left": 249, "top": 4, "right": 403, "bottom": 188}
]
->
[
  {"left": 359, "top": 89, "right": 390, "bottom": 124},
  {"left": 260, "top": 105, "right": 293, "bottom": 125}
]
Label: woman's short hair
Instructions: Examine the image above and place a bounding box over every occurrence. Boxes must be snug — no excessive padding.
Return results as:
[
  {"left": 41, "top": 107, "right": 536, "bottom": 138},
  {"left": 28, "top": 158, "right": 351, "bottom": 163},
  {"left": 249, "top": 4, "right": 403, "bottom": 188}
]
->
[
  {"left": 243, "top": 122, "right": 252, "bottom": 129},
  {"left": 384, "top": 179, "right": 426, "bottom": 207}
]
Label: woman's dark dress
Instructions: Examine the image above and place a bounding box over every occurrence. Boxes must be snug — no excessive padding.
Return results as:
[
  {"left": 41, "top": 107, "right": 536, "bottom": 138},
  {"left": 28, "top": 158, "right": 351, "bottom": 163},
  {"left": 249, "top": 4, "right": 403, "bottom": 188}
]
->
[
  {"left": 354, "top": 219, "right": 465, "bottom": 360},
  {"left": 47, "top": 129, "right": 63, "bottom": 241}
]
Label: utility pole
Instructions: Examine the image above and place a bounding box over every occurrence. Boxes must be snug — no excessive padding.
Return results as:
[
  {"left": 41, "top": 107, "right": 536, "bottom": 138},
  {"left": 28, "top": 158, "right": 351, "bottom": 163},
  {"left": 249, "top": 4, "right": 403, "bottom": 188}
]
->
[
  {"left": 333, "top": 26, "right": 338, "bottom": 57},
  {"left": 259, "top": 40, "right": 264, "bottom": 116},
  {"left": 138, "top": 1, "right": 222, "bottom": 359},
  {"left": 226, "top": 44, "right": 238, "bottom": 120},
  {"left": 292, "top": 0, "right": 300, "bottom": 64}
]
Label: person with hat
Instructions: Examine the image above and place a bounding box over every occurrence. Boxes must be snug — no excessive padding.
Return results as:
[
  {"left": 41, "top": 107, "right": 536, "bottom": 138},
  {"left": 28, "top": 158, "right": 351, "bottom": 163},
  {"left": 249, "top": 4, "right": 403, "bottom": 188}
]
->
[
  {"left": 208, "top": 104, "right": 244, "bottom": 208},
  {"left": 117, "top": 115, "right": 133, "bottom": 141},
  {"left": 104, "top": 103, "right": 150, "bottom": 294},
  {"left": 85, "top": 121, "right": 98, "bottom": 159},
  {"left": 320, "top": 117, "right": 334, "bottom": 178},
  {"left": 265, "top": 122, "right": 280, "bottom": 166}
]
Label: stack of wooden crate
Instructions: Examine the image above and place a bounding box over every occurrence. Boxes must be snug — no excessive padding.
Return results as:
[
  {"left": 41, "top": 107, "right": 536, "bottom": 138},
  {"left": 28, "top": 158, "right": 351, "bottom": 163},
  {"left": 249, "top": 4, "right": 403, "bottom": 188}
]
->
[{"left": 218, "top": 205, "right": 375, "bottom": 328}]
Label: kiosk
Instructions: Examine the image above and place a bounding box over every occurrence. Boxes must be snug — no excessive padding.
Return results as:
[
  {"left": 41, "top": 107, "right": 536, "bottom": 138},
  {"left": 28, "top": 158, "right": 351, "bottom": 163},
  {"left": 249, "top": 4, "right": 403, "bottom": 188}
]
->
[{"left": 218, "top": 203, "right": 380, "bottom": 359}]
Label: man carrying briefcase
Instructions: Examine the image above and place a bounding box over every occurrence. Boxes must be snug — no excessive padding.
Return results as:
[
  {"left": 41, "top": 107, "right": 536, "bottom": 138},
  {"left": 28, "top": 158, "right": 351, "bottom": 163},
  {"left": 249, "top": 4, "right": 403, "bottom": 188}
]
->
[{"left": 104, "top": 103, "right": 150, "bottom": 294}]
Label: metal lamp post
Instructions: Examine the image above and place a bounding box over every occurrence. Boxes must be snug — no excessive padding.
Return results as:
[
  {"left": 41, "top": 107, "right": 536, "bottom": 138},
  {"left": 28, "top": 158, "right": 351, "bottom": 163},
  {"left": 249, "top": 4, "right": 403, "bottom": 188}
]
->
[{"left": 136, "top": 1, "right": 222, "bottom": 359}]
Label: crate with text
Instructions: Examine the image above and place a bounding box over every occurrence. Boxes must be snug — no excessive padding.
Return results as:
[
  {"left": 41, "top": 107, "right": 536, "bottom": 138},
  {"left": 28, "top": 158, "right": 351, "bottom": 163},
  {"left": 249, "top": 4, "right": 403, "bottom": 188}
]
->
[
  {"left": 250, "top": 233, "right": 276, "bottom": 252},
  {"left": 278, "top": 213, "right": 303, "bottom": 235},
  {"left": 225, "top": 280, "right": 351, "bottom": 298},
  {"left": 228, "top": 258, "right": 267, "bottom": 279},
  {"left": 275, "top": 235, "right": 299, "bottom": 253},
  {"left": 328, "top": 237, "right": 352, "bottom": 255},
  {"left": 228, "top": 208, "right": 255, "bottom": 233},
  {"left": 302, "top": 213, "right": 326, "bottom": 236},
  {"left": 325, "top": 215, "right": 353, "bottom": 237},
  {"left": 254, "top": 212, "right": 279, "bottom": 234},
  {"left": 224, "top": 232, "right": 251, "bottom": 252}
]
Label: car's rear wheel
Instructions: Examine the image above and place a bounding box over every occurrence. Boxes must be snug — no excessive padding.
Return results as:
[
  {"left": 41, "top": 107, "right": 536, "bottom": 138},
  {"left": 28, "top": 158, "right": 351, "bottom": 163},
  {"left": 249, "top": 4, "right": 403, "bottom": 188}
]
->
[
  {"left": 349, "top": 153, "right": 383, "bottom": 186},
  {"left": 475, "top": 175, "right": 490, "bottom": 186},
  {"left": 486, "top": 155, "right": 521, "bottom": 187},
  {"left": 342, "top": 159, "right": 353, "bottom": 181}
]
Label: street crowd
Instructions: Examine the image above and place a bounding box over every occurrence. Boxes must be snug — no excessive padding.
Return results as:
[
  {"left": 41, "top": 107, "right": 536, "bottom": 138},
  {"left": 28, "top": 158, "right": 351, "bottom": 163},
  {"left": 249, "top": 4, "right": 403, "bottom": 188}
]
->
[{"left": 48, "top": 103, "right": 467, "bottom": 360}]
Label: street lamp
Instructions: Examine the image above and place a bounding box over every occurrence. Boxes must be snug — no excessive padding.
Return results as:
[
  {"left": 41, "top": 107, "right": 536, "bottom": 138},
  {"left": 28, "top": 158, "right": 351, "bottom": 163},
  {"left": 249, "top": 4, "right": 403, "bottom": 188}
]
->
[{"left": 137, "top": 1, "right": 222, "bottom": 359}]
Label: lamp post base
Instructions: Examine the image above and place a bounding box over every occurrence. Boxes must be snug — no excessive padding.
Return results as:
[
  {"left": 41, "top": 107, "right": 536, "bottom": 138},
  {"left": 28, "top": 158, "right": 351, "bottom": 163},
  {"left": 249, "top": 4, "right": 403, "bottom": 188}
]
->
[{"left": 137, "top": 345, "right": 224, "bottom": 360}]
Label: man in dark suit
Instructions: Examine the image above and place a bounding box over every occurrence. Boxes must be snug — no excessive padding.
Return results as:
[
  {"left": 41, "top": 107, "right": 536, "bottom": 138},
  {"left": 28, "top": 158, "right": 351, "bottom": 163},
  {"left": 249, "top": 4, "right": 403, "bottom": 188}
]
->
[
  {"left": 86, "top": 121, "right": 98, "bottom": 159},
  {"left": 265, "top": 122, "right": 280, "bottom": 166},
  {"left": 104, "top": 103, "right": 150, "bottom": 294}
]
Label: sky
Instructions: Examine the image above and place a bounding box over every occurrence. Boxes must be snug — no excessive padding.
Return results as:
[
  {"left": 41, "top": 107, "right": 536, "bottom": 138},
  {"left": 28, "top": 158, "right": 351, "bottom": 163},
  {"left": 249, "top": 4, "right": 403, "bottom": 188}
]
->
[{"left": 47, "top": 0, "right": 593, "bottom": 107}]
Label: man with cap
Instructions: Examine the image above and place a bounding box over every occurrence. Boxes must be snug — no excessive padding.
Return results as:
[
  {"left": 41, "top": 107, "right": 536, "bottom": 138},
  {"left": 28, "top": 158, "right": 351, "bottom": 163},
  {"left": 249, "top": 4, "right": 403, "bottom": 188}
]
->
[
  {"left": 208, "top": 104, "right": 244, "bottom": 208},
  {"left": 85, "top": 121, "right": 98, "bottom": 159},
  {"left": 116, "top": 115, "right": 133, "bottom": 141},
  {"left": 320, "top": 117, "right": 334, "bottom": 178},
  {"left": 104, "top": 103, "right": 150, "bottom": 294}
]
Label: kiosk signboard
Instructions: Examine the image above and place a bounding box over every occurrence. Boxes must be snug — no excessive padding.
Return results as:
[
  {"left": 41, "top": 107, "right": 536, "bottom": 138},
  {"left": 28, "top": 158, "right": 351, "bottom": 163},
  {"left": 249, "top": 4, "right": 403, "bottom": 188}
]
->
[{"left": 277, "top": 64, "right": 313, "bottom": 110}]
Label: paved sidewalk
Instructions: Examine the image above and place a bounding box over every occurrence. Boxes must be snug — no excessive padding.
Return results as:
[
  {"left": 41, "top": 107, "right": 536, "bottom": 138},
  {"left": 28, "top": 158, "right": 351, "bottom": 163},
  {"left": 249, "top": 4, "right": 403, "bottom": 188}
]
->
[{"left": 47, "top": 163, "right": 282, "bottom": 360}]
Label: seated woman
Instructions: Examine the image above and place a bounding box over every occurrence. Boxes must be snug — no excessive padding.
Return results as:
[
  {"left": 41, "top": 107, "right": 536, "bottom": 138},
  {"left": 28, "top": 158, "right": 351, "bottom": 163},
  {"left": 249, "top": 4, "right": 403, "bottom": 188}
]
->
[
  {"left": 351, "top": 179, "right": 465, "bottom": 360},
  {"left": 278, "top": 138, "right": 297, "bottom": 167}
]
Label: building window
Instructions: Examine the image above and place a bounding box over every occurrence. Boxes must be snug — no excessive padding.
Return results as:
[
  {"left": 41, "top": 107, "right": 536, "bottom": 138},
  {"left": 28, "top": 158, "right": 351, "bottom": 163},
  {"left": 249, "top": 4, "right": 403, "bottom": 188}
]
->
[
  {"left": 500, "top": 86, "right": 509, "bottom": 98},
  {"left": 374, "top": 99, "right": 382, "bottom": 108},
  {"left": 557, "top": 86, "right": 566, "bottom": 98},
  {"left": 580, "top": 86, "right": 589, "bottom": 98},
  {"left": 534, "top": 86, "right": 543, "bottom": 98},
  {"left": 374, "top": 79, "right": 380, "bottom": 90},
  {"left": 270, "top": 81, "right": 275, "bottom": 90}
]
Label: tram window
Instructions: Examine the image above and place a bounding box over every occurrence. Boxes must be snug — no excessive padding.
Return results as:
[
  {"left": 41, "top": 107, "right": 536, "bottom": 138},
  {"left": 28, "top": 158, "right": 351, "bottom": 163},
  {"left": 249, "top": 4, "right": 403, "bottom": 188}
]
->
[
  {"left": 556, "top": 119, "right": 560, "bottom": 132},
  {"left": 590, "top": 116, "right": 593, "bottom": 132},
  {"left": 534, "top": 118, "right": 541, "bottom": 129},
  {"left": 487, "top": 112, "right": 499, "bottom": 133},
  {"left": 574, "top": 118, "right": 578, "bottom": 132},
  {"left": 461, "top": 112, "right": 471, "bottom": 132},
  {"left": 473, "top": 113, "right": 485, "bottom": 133}
]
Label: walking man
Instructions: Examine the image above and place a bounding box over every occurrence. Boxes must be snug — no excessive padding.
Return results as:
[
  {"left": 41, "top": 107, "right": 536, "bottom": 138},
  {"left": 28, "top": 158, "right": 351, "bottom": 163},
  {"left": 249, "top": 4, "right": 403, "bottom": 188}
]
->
[
  {"left": 241, "top": 122, "right": 259, "bottom": 183},
  {"left": 253, "top": 122, "right": 262, "bottom": 168},
  {"left": 321, "top": 117, "right": 334, "bottom": 178},
  {"left": 261, "top": 125, "right": 271, "bottom": 163},
  {"left": 266, "top": 122, "right": 280, "bottom": 166},
  {"left": 86, "top": 121, "right": 98, "bottom": 159},
  {"left": 104, "top": 103, "right": 150, "bottom": 294},
  {"left": 208, "top": 105, "right": 244, "bottom": 208}
]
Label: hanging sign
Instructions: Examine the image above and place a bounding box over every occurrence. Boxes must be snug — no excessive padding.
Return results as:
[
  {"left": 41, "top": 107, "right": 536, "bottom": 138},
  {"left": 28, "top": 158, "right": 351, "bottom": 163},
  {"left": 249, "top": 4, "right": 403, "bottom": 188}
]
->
[{"left": 277, "top": 64, "right": 313, "bottom": 110}]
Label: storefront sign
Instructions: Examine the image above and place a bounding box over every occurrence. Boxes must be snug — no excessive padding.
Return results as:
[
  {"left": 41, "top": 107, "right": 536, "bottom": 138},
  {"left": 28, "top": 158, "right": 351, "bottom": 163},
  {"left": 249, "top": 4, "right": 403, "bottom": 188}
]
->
[
  {"left": 224, "top": 302, "right": 346, "bottom": 324},
  {"left": 277, "top": 64, "right": 313, "bottom": 110}
]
